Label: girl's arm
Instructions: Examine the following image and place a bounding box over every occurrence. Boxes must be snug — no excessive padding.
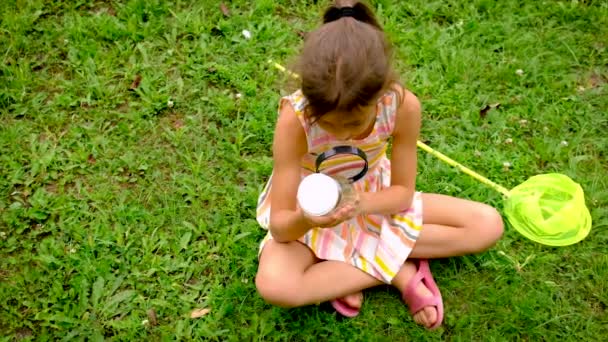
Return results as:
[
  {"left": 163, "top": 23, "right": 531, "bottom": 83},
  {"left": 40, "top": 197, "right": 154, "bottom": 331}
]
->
[
  {"left": 358, "top": 88, "right": 421, "bottom": 215},
  {"left": 268, "top": 100, "right": 313, "bottom": 242},
  {"left": 269, "top": 101, "right": 361, "bottom": 242}
]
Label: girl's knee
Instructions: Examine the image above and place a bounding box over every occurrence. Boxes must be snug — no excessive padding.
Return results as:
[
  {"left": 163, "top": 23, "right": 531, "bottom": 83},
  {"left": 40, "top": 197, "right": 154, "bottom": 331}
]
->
[
  {"left": 255, "top": 269, "right": 303, "bottom": 308},
  {"left": 474, "top": 205, "right": 504, "bottom": 248},
  {"left": 460, "top": 205, "right": 504, "bottom": 254}
]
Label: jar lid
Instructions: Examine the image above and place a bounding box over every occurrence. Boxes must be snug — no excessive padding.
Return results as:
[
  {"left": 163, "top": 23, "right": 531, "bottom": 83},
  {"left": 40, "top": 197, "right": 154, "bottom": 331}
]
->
[{"left": 297, "top": 173, "right": 340, "bottom": 216}]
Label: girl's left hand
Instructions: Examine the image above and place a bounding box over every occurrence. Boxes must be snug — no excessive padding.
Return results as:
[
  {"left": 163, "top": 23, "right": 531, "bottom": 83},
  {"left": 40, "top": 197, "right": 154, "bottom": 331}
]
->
[{"left": 301, "top": 203, "right": 359, "bottom": 228}]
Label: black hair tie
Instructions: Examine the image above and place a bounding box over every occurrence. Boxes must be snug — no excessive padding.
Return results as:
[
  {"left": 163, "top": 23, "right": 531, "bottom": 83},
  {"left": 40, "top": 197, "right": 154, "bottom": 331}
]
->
[
  {"left": 339, "top": 7, "right": 356, "bottom": 18},
  {"left": 324, "top": 6, "right": 358, "bottom": 23}
]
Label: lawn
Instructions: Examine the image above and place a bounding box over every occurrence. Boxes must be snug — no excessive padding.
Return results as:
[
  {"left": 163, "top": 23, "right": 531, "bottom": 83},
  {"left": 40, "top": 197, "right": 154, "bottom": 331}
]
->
[{"left": 1, "top": 0, "right": 607, "bottom": 340}]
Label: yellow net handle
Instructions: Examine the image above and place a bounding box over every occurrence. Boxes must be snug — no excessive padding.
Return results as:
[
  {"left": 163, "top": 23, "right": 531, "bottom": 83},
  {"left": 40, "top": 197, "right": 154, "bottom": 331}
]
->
[
  {"left": 416, "top": 141, "right": 511, "bottom": 197},
  {"left": 271, "top": 61, "right": 300, "bottom": 79},
  {"left": 269, "top": 60, "right": 512, "bottom": 197}
]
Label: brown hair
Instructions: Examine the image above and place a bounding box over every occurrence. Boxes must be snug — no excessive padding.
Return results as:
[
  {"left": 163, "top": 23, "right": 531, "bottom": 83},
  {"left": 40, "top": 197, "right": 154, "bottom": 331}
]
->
[{"left": 296, "top": 1, "right": 399, "bottom": 123}]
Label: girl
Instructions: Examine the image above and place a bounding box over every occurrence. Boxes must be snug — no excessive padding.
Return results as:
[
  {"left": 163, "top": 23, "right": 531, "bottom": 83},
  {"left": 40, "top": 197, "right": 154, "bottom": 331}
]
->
[{"left": 255, "top": 1, "right": 504, "bottom": 330}]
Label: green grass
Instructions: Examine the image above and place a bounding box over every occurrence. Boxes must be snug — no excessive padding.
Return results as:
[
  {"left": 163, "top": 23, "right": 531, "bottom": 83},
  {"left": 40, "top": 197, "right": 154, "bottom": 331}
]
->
[{"left": 1, "top": 0, "right": 607, "bottom": 340}]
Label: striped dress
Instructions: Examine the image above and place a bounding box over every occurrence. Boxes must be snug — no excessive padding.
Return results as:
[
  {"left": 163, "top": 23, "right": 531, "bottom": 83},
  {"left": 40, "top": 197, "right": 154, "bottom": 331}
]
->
[{"left": 256, "top": 89, "right": 423, "bottom": 283}]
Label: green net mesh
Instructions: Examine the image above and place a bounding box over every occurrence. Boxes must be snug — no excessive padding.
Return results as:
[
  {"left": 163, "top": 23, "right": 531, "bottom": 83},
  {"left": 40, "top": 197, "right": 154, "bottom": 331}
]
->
[{"left": 504, "top": 173, "right": 591, "bottom": 246}]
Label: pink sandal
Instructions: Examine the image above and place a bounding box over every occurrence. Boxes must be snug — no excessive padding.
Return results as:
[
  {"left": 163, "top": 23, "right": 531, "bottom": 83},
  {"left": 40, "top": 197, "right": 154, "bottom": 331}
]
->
[
  {"left": 330, "top": 297, "right": 361, "bottom": 317},
  {"left": 402, "top": 259, "right": 444, "bottom": 330}
]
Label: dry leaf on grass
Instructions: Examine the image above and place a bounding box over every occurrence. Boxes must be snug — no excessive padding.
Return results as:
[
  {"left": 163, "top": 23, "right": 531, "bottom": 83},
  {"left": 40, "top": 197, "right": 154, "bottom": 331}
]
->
[
  {"left": 190, "top": 308, "right": 211, "bottom": 318},
  {"left": 588, "top": 72, "right": 606, "bottom": 88},
  {"left": 480, "top": 103, "right": 501, "bottom": 118},
  {"left": 172, "top": 119, "right": 184, "bottom": 130},
  {"left": 130, "top": 74, "right": 142, "bottom": 90},
  {"left": 296, "top": 30, "right": 307, "bottom": 39},
  {"left": 220, "top": 3, "right": 230, "bottom": 17},
  {"left": 147, "top": 308, "right": 158, "bottom": 326}
]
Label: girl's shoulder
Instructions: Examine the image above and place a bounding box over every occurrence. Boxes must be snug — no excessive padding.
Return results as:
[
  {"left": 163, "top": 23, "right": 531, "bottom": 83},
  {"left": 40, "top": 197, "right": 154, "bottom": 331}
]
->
[
  {"left": 389, "top": 84, "right": 422, "bottom": 138},
  {"left": 278, "top": 89, "right": 310, "bottom": 133},
  {"left": 274, "top": 92, "right": 309, "bottom": 159},
  {"left": 280, "top": 89, "right": 308, "bottom": 115},
  {"left": 376, "top": 83, "right": 419, "bottom": 136},
  {"left": 394, "top": 84, "right": 420, "bottom": 114},
  {"left": 384, "top": 82, "right": 417, "bottom": 109}
]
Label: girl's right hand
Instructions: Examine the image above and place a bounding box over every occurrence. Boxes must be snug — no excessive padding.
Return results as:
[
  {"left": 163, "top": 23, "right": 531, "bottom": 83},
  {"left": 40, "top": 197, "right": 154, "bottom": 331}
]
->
[{"left": 298, "top": 204, "right": 358, "bottom": 229}]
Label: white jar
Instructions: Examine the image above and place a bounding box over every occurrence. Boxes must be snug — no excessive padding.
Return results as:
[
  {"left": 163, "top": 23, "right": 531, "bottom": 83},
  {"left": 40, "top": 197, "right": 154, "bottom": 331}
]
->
[{"left": 297, "top": 173, "right": 358, "bottom": 217}]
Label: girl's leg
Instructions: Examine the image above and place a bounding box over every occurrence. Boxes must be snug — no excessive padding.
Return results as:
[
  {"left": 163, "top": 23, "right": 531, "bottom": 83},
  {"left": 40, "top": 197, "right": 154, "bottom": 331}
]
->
[
  {"left": 256, "top": 194, "right": 503, "bottom": 327},
  {"left": 255, "top": 239, "right": 382, "bottom": 308},
  {"left": 390, "top": 193, "right": 504, "bottom": 327},
  {"left": 410, "top": 193, "right": 504, "bottom": 258},
  {"left": 391, "top": 261, "right": 438, "bottom": 328}
]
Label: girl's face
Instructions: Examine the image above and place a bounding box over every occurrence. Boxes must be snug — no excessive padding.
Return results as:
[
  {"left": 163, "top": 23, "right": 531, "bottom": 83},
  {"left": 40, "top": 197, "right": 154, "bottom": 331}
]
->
[{"left": 317, "top": 102, "right": 377, "bottom": 140}]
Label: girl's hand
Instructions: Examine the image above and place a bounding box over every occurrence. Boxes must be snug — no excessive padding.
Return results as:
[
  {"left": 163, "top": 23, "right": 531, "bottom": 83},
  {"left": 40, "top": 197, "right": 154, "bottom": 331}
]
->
[{"left": 299, "top": 204, "right": 359, "bottom": 229}]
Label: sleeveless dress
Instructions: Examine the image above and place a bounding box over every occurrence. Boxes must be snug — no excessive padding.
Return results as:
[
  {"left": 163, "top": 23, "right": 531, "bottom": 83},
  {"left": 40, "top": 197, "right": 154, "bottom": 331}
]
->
[{"left": 256, "top": 89, "right": 423, "bottom": 283}]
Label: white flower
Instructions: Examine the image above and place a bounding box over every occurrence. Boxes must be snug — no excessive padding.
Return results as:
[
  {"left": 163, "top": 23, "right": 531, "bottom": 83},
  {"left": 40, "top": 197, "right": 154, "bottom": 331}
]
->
[
  {"left": 474, "top": 150, "right": 482, "bottom": 157},
  {"left": 142, "top": 319, "right": 149, "bottom": 326},
  {"left": 235, "top": 93, "right": 242, "bottom": 99},
  {"left": 560, "top": 140, "right": 568, "bottom": 147},
  {"left": 0, "top": 232, "right": 6, "bottom": 238},
  {"left": 242, "top": 29, "right": 252, "bottom": 39},
  {"left": 70, "top": 248, "right": 76, "bottom": 253},
  {"left": 503, "top": 162, "right": 512, "bottom": 168},
  {"left": 505, "top": 138, "right": 513, "bottom": 144},
  {"left": 519, "top": 119, "right": 528, "bottom": 126},
  {"left": 167, "top": 99, "right": 174, "bottom": 108},
  {"left": 515, "top": 69, "right": 524, "bottom": 76}
]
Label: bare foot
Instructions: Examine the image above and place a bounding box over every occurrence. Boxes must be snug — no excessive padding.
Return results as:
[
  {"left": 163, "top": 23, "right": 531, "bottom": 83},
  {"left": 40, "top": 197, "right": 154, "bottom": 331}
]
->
[
  {"left": 410, "top": 279, "right": 438, "bottom": 328},
  {"left": 392, "top": 261, "right": 439, "bottom": 329}
]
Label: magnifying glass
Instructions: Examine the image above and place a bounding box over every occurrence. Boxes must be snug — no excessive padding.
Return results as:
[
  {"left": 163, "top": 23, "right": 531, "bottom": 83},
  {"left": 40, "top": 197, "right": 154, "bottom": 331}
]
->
[{"left": 315, "top": 145, "right": 369, "bottom": 183}]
